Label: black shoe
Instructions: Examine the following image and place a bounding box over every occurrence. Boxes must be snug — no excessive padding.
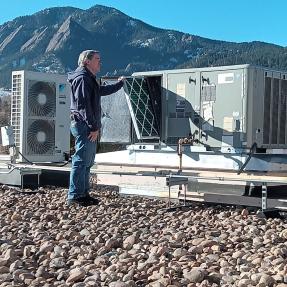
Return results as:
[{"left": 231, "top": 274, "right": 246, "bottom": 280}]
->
[
  {"left": 84, "top": 194, "right": 100, "bottom": 205},
  {"left": 67, "top": 197, "right": 94, "bottom": 207}
]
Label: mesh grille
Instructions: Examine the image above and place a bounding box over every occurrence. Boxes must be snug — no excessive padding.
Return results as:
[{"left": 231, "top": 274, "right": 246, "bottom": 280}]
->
[
  {"left": 11, "top": 74, "right": 22, "bottom": 149},
  {"left": 28, "top": 81, "right": 56, "bottom": 117},
  {"left": 124, "top": 77, "right": 159, "bottom": 139},
  {"left": 27, "top": 119, "right": 55, "bottom": 155}
]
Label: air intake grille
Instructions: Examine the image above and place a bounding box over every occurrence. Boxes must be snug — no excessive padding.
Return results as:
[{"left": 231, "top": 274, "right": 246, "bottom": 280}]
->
[
  {"left": 28, "top": 81, "right": 56, "bottom": 117},
  {"left": 279, "top": 80, "right": 287, "bottom": 144},
  {"left": 271, "top": 79, "right": 279, "bottom": 144},
  {"left": 124, "top": 77, "right": 159, "bottom": 139},
  {"left": 11, "top": 74, "right": 22, "bottom": 149},
  {"left": 27, "top": 119, "right": 55, "bottom": 155},
  {"left": 263, "top": 76, "right": 287, "bottom": 146}
]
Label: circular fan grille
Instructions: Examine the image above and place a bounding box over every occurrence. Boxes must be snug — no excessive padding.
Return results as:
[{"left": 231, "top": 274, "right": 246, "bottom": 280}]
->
[
  {"left": 28, "top": 81, "right": 56, "bottom": 117},
  {"left": 27, "top": 120, "right": 55, "bottom": 155}
]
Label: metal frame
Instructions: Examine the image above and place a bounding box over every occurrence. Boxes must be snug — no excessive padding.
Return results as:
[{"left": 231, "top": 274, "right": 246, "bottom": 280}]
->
[
  {"left": 0, "top": 165, "right": 41, "bottom": 189},
  {"left": 1, "top": 159, "right": 287, "bottom": 213},
  {"left": 166, "top": 174, "right": 287, "bottom": 212}
]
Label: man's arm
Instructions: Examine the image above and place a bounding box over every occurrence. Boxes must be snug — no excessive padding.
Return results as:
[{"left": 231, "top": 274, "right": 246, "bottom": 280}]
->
[{"left": 99, "top": 79, "right": 124, "bottom": 96}]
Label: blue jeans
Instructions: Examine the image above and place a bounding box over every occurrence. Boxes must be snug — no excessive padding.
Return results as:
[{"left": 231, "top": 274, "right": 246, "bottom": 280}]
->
[{"left": 68, "top": 120, "right": 97, "bottom": 200}]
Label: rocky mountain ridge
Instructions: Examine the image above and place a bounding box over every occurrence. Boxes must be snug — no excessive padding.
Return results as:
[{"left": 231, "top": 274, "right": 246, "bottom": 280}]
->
[{"left": 0, "top": 5, "right": 286, "bottom": 87}]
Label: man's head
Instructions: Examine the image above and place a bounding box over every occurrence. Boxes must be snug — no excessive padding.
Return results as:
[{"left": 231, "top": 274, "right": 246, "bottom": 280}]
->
[{"left": 78, "top": 50, "right": 101, "bottom": 75}]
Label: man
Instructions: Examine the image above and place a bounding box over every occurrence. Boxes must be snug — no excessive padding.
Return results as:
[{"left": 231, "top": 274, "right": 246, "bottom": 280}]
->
[{"left": 67, "top": 50, "right": 124, "bottom": 206}]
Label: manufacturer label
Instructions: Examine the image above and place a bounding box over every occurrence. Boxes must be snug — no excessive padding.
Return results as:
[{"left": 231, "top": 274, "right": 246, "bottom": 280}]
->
[{"left": 218, "top": 73, "right": 234, "bottom": 84}]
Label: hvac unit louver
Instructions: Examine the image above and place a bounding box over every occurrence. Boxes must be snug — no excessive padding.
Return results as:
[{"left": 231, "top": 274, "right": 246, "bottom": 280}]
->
[{"left": 11, "top": 70, "right": 70, "bottom": 162}]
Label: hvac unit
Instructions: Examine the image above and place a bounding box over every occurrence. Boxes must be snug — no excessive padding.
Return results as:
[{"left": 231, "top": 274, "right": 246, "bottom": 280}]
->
[
  {"left": 124, "top": 64, "right": 287, "bottom": 151},
  {"left": 96, "top": 65, "right": 287, "bottom": 172},
  {"left": 11, "top": 70, "right": 70, "bottom": 162}
]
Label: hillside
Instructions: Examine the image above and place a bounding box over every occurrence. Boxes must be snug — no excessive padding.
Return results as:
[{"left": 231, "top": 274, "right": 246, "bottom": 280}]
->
[{"left": 0, "top": 5, "right": 287, "bottom": 88}]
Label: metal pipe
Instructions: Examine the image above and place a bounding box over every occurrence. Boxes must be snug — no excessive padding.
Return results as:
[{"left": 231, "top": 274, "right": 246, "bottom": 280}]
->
[
  {"left": 177, "top": 138, "right": 184, "bottom": 172},
  {"left": 177, "top": 136, "right": 196, "bottom": 172}
]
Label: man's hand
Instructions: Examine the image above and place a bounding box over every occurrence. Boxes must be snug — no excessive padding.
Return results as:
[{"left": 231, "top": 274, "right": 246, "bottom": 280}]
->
[{"left": 88, "top": 130, "right": 99, "bottom": 142}]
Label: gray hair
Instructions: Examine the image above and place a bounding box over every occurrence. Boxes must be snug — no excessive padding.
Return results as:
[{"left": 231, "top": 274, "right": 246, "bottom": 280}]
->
[{"left": 78, "top": 50, "right": 99, "bottom": 67}]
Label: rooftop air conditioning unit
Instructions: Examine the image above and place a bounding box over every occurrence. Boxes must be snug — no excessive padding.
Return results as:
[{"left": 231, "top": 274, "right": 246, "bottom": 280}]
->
[
  {"left": 126, "top": 64, "right": 287, "bottom": 150},
  {"left": 11, "top": 70, "right": 70, "bottom": 162}
]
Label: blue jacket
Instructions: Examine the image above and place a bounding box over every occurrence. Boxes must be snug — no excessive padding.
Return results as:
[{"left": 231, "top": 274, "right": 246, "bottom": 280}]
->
[{"left": 68, "top": 67, "right": 124, "bottom": 131}]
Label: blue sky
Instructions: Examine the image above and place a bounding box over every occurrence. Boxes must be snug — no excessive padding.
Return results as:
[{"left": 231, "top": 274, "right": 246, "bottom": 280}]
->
[{"left": 0, "top": 0, "right": 286, "bottom": 47}]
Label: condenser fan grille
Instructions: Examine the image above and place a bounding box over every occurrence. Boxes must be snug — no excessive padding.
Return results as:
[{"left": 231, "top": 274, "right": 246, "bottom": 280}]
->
[
  {"left": 27, "top": 119, "right": 55, "bottom": 155},
  {"left": 28, "top": 80, "right": 56, "bottom": 117}
]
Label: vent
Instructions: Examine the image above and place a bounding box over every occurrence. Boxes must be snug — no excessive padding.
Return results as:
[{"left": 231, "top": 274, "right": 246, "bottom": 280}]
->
[
  {"left": 124, "top": 77, "right": 159, "bottom": 139},
  {"left": 11, "top": 74, "right": 22, "bottom": 149},
  {"left": 263, "top": 76, "right": 287, "bottom": 146},
  {"left": 271, "top": 79, "right": 279, "bottom": 144},
  {"left": 263, "top": 77, "right": 272, "bottom": 144},
  {"left": 279, "top": 80, "right": 287, "bottom": 144},
  {"left": 27, "top": 119, "right": 55, "bottom": 155},
  {"left": 28, "top": 81, "right": 56, "bottom": 117}
]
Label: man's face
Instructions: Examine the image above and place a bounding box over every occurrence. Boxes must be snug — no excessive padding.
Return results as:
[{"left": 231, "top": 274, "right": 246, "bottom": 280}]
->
[{"left": 86, "top": 53, "right": 101, "bottom": 74}]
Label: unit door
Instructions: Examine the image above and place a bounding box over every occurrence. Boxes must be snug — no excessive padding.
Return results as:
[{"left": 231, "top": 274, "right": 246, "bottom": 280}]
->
[
  {"left": 200, "top": 69, "right": 244, "bottom": 148},
  {"left": 100, "top": 78, "right": 131, "bottom": 143},
  {"left": 123, "top": 77, "right": 160, "bottom": 140},
  {"left": 166, "top": 72, "right": 199, "bottom": 144}
]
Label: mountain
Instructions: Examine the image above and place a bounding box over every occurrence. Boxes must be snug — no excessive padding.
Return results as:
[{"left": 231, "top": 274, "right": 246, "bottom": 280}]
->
[{"left": 0, "top": 5, "right": 287, "bottom": 88}]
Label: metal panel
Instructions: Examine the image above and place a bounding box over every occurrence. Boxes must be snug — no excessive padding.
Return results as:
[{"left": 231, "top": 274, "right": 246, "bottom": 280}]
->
[
  {"left": 199, "top": 69, "right": 245, "bottom": 148},
  {"left": 100, "top": 79, "right": 131, "bottom": 143},
  {"left": 166, "top": 72, "right": 197, "bottom": 143}
]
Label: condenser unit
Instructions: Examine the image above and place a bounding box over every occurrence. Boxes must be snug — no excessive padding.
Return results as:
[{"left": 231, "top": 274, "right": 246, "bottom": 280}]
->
[{"left": 11, "top": 70, "right": 70, "bottom": 162}]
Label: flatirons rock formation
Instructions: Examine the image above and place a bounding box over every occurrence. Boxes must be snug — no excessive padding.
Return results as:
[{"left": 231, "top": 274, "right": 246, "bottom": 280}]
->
[{"left": 0, "top": 5, "right": 286, "bottom": 87}]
